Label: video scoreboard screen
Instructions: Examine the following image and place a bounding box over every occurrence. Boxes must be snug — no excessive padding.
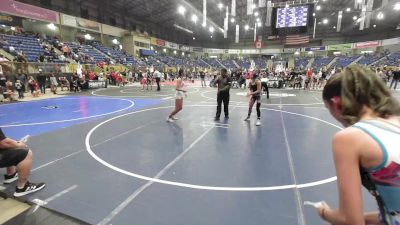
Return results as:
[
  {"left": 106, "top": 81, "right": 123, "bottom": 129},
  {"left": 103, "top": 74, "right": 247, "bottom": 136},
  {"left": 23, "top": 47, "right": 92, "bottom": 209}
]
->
[{"left": 276, "top": 5, "right": 309, "bottom": 28}]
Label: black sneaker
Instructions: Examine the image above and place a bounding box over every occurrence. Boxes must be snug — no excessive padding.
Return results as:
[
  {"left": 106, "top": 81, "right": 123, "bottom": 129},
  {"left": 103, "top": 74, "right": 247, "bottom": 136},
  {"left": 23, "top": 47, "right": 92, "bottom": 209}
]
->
[
  {"left": 214, "top": 117, "right": 220, "bottom": 121},
  {"left": 14, "top": 182, "right": 46, "bottom": 197},
  {"left": 225, "top": 116, "right": 229, "bottom": 119},
  {"left": 3, "top": 172, "right": 18, "bottom": 184}
]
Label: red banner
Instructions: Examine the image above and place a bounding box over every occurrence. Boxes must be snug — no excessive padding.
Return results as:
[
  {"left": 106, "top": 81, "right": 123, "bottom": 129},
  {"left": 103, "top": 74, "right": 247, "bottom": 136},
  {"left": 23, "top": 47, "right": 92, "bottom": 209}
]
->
[
  {"left": 355, "top": 41, "right": 380, "bottom": 48},
  {"left": 156, "top": 39, "right": 165, "bottom": 46}
]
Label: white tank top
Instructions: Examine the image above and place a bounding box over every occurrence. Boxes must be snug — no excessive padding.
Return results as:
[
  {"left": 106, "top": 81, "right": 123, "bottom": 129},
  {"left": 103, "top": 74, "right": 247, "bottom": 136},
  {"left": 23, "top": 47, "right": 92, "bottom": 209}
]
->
[{"left": 353, "top": 120, "right": 400, "bottom": 225}]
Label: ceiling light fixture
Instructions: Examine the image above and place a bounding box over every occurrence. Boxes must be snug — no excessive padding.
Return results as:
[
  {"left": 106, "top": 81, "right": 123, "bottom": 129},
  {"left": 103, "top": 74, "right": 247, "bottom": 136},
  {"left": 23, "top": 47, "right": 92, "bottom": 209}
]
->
[
  {"left": 209, "top": 26, "right": 214, "bottom": 33},
  {"left": 244, "top": 24, "right": 249, "bottom": 30},
  {"left": 230, "top": 18, "right": 235, "bottom": 23},
  {"left": 316, "top": 5, "right": 321, "bottom": 10},
  {"left": 346, "top": 7, "right": 351, "bottom": 12},
  {"left": 254, "top": 12, "right": 259, "bottom": 16},
  {"left": 377, "top": 12, "right": 384, "bottom": 20},
  {"left": 395, "top": 2, "right": 400, "bottom": 10},
  {"left": 322, "top": 18, "right": 328, "bottom": 24},
  {"left": 191, "top": 14, "right": 198, "bottom": 23},
  {"left": 218, "top": 3, "right": 223, "bottom": 9},
  {"left": 178, "top": 5, "right": 186, "bottom": 15}
]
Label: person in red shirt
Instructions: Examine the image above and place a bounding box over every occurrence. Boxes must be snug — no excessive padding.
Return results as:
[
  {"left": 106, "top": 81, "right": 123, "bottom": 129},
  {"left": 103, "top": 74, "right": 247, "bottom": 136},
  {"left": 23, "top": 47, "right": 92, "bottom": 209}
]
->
[
  {"left": 305, "top": 68, "right": 313, "bottom": 90},
  {"left": 88, "top": 71, "right": 95, "bottom": 80}
]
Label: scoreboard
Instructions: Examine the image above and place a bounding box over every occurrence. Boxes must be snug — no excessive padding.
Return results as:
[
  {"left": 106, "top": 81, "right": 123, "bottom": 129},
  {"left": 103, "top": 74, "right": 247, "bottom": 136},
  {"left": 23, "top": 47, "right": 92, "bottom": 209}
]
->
[{"left": 276, "top": 6, "right": 309, "bottom": 28}]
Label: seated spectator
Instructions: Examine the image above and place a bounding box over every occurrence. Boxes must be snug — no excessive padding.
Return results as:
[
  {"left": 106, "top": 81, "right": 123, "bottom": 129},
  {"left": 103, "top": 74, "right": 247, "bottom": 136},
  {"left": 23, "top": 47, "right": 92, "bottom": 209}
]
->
[
  {"left": 0, "top": 128, "right": 45, "bottom": 196},
  {"left": 0, "top": 54, "right": 8, "bottom": 62},
  {"left": 3, "top": 80, "right": 16, "bottom": 101},
  {"left": 15, "top": 80, "right": 24, "bottom": 99},
  {"left": 28, "top": 77, "right": 39, "bottom": 97}
]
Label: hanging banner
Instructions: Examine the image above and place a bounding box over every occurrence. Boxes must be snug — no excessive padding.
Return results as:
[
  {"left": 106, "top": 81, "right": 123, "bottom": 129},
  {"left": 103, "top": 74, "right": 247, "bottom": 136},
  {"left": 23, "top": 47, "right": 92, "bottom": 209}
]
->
[
  {"left": 203, "top": 0, "right": 207, "bottom": 26},
  {"left": 359, "top": 5, "right": 366, "bottom": 30},
  {"left": 166, "top": 41, "right": 179, "bottom": 49},
  {"left": 304, "top": 46, "right": 326, "bottom": 51},
  {"left": 259, "top": 0, "right": 267, "bottom": 7},
  {"left": 381, "top": 38, "right": 400, "bottom": 46},
  {"left": 235, "top": 25, "right": 240, "bottom": 43},
  {"left": 231, "top": 0, "right": 236, "bottom": 17},
  {"left": 227, "top": 49, "right": 241, "bottom": 54},
  {"left": 247, "top": 0, "right": 254, "bottom": 15},
  {"left": 206, "top": 49, "right": 225, "bottom": 54},
  {"left": 266, "top": 1, "right": 272, "bottom": 27},
  {"left": 224, "top": 6, "right": 229, "bottom": 38},
  {"left": 365, "top": 0, "right": 374, "bottom": 29},
  {"left": 61, "top": 14, "right": 100, "bottom": 32},
  {"left": 0, "top": 0, "right": 58, "bottom": 23},
  {"left": 242, "top": 49, "right": 260, "bottom": 54},
  {"left": 254, "top": 23, "right": 257, "bottom": 42},
  {"left": 151, "top": 38, "right": 166, "bottom": 46},
  {"left": 355, "top": 41, "right": 380, "bottom": 48},
  {"left": 179, "top": 45, "right": 190, "bottom": 51},
  {"left": 260, "top": 49, "right": 280, "bottom": 54},
  {"left": 337, "top": 11, "right": 343, "bottom": 32},
  {"left": 327, "top": 43, "right": 353, "bottom": 51},
  {"left": 191, "top": 47, "right": 204, "bottom": 52}
]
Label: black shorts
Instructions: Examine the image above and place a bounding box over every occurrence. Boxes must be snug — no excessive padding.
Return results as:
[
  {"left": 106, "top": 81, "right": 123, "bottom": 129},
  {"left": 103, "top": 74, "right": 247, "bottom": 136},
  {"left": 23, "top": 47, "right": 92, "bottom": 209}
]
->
[{"left": 0, "top": 148, "right": 29, "bottom": 168}]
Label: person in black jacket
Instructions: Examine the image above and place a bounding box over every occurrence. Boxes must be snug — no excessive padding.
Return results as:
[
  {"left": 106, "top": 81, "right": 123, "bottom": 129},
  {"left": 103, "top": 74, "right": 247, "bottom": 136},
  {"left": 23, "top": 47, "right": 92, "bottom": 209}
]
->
[
  {"left": 215, "top": 68, "right": 231, "bottom": 121},
  {"left": 37, "top": 69, "right": 47, "bottom": 94}
]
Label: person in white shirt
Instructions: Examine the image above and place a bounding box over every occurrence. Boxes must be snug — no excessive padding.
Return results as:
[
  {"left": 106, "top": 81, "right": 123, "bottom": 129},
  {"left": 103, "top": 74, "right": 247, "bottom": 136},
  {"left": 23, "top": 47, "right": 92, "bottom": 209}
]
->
[
  {"left": 0, "top": 54, "right": 9, "bottom": 62},
  {"left": 154, "top": 70, "right": 162, "bottom": 91}
]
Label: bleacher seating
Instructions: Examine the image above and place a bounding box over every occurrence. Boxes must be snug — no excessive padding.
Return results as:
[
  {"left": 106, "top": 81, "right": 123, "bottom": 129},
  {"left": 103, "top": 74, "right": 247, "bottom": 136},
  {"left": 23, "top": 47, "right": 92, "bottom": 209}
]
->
[
  {"left": 1, "top": 34, "right": 44, "bottom": 62},
  {"left": 220, "top": 59, "right": 237, "bottom": 69},
  {"left": 92, "top": 43, "right": 144, "bottom": 66},
  {"left": 254, "top": 58, "right": 267, "bottom": 69},
  {"left": 66, "top": 42, "right": 107, "bottom": 64},
  {"left": 203, "top": 58, "right": 221, "bottom": 68},
  {"left": 237, "top": 58, "right": 251, "bottom": 69},
  {"left": 357, "top": 54, "right": 382, "bottom": 66},
  {"left": 295, "top": 58, "right": 309, "bottom": 69},
  {"left": 376, "top": 51, "right": 400, "bottom": 67},
  {"left": 331, "top": 55, "right": 359, "bottom": 68},
  {"left": 312, "top": 57, "right": 334, "bottom": 70}
]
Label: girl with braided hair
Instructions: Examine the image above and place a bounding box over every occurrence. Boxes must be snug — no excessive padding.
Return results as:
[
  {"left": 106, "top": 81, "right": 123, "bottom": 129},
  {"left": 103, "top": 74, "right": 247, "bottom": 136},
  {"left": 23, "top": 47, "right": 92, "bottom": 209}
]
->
[{"left": 316, "top": 65, "right": 400, "bottom": 225}]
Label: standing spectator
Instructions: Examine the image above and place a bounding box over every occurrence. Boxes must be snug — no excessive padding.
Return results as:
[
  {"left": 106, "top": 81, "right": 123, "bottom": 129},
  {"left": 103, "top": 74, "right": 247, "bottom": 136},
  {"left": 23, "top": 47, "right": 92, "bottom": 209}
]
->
[
  {"left": 16, "top": 69, "right": 26, "bottom": 93},
  {"left": 390, "top": 67, "right": 400, "bottom": 90},
  {"left": 49, "top": 73, "right": 58, "bottom": 94},
  {"left": 15, "top": 80, "right": 24, "bottom": 99},
  {"left": 200, "top": 71, "right": 206, "bottom": 87},
  {"left": 154, "top": 70, "right": 162, "bottom": 91},
  {"left": 37, "top": 69, "right": 46, "bottom": 94},
  {"left": 214, "top": 68, "right": 231, "bottom": 121},
  {"left": 0, "top": 128, "right": 45, "bottom": 196}
]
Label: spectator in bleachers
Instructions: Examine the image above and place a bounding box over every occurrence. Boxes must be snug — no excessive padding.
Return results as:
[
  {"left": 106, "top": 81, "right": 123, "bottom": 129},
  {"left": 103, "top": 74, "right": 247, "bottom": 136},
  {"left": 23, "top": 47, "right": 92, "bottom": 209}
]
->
[{"left": 0, "top": 54, "right": 9, "bottom": 62}]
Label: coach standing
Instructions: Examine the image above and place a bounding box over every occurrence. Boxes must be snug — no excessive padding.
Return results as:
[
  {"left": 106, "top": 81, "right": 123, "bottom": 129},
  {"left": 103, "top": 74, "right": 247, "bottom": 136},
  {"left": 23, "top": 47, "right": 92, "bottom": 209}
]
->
[{"left": 215, "top": 68, "right": 231, "bottom": 121}]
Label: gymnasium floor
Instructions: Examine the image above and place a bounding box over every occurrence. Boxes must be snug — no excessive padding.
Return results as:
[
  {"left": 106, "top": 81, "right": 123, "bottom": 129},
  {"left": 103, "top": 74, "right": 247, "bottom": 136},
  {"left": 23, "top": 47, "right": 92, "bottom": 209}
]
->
[{"left": 1, "top": 83, "right": 397, "bottom": 225}]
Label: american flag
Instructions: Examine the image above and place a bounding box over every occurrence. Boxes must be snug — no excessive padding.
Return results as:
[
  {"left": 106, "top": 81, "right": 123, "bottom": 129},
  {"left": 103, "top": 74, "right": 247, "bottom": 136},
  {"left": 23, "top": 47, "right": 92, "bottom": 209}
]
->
[{"left": 285, "top": 35, "right": 309, "bottom": 45}]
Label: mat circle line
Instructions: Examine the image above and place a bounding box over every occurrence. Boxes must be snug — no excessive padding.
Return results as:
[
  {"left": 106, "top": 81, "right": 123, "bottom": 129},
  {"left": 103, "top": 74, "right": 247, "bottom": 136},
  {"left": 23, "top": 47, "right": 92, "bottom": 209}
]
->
[
  {"left": 0, "top": 97, "right": 135, "bottom": 127},
  {"left": 85, "top": 105, "right": 341, "bottom": 192}
]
